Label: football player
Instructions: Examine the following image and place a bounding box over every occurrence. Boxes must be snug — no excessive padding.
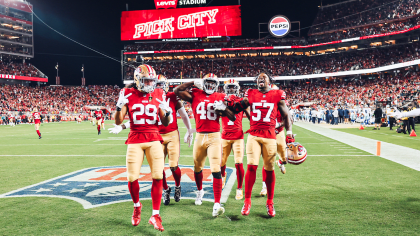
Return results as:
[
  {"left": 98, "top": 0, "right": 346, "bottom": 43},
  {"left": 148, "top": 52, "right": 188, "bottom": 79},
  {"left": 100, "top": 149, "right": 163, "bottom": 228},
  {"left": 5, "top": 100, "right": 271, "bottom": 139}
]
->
[
  {"left": 32, "top": 108, "right": 42, "bottom": 139},
  {"left": 221, "top": 79, "right": 247, "bottom": 200},
  {"left": 94, "top": 108, "right": 103, "bottom": 135},
  {"left": 155, "top": 75, "right": 195, "bottom": 206},
  {"left": 174, "top": 73, "right": 236, "bottom": 217},
  {"left": 226, "top": 72, "right": 294, "bottom": 218},
  {"left": 114, "top": 64, "right": 171, "bottom": 232},
  {"left": 8, "top": 113, "right": 15, "bottom": 127},
  {"left": 260, "top": 84, "right": 288, "bottom": 196}
]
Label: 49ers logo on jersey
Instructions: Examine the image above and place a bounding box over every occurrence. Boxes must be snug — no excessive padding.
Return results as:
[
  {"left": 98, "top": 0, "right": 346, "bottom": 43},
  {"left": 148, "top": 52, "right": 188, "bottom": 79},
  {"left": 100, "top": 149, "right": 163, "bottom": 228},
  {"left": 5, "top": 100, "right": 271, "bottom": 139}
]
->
[{"left": 0, "top": 165, "right": 235, "bottom": 209}]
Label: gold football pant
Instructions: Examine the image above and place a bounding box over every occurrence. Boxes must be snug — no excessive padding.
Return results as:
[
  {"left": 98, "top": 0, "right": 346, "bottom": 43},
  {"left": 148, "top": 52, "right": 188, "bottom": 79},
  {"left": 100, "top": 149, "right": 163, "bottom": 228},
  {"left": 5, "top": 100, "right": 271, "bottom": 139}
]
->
[
  {"left": 126, "top": 141, "right": 165, "bottom": 182},
  {"left": 276, "top": 130, "right": 287, "bottom": 163},
  {"left": 96, "top": 118, "right": 102, "bottom": 126},
  {"left": 221, "top": 139, "right": 244, "bottom": 166},
  {"left": 161, "top": 130, "right": 180, "bottom": 168},
  {"left": 35, "top": 123, "right": 40, "bottom": 131},
  {"left": 246, "top": 134, "right": 277, "bottom": 171},
  {"left": 193, "top": 132, "right": 222, "bottom": 173}
]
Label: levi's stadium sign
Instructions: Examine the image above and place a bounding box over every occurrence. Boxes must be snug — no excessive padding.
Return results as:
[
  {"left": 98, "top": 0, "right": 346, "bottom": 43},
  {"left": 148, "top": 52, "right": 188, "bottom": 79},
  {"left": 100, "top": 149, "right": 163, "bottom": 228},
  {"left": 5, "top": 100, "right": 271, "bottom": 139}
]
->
[
  {"left": 268, "top": 15, "right": 290, "bottom": 38},
  {"left": 121, "top": 5, "right": 242, "bottom": 41},
  {"left": 154, "top": 0, "right": 178, "bottom": 9}
]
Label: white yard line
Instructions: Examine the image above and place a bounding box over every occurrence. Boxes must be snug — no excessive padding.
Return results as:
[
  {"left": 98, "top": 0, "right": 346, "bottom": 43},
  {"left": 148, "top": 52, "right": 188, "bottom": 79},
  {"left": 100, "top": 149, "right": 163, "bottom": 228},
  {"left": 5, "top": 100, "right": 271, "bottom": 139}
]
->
[{"left": 296, "top": 123, "right": 420, "bottom": 171}]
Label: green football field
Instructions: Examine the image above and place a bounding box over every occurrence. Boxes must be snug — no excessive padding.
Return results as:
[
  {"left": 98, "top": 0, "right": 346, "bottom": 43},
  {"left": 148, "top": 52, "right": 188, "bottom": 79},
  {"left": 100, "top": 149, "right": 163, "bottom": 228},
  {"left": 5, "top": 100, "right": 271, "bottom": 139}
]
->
[{"left": 1, "top": 120, "right": 420, "bottom": 235}]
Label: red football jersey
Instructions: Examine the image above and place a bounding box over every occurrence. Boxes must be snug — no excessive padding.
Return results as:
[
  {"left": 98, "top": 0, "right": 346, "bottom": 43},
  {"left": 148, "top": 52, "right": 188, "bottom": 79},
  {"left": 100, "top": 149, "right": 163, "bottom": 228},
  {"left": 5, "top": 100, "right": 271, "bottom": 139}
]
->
[
  {"left": 124, "top": 87, "right": 165, "bottom": 144},
  {"left": 191, "top": 88, "right": 225, "bottom": 133},
  {"left": 221, "top": 111, "right": 244, "bottom": 140},
  {"left": 275, "top": 110, "right": 284, "bottom": 134},
  {"left": 33, "top": 112, "right": 41, "bottom": 124},
  {"left": 158, "top": 92, "right": 179, "bottom": 134},
  {"left": 245, "top": 89, "right": 286, "bottom": 139},
  {"left": 94, "top": 111, "right": 103, "bottom": 119}
]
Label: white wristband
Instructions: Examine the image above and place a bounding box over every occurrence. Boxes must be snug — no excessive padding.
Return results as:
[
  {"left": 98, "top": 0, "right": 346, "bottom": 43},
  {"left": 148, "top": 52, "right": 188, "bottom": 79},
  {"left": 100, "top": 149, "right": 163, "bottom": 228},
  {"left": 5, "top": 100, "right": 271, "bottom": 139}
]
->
[{"left": 286, "top": 131, "right": 293, "bottom": 135}]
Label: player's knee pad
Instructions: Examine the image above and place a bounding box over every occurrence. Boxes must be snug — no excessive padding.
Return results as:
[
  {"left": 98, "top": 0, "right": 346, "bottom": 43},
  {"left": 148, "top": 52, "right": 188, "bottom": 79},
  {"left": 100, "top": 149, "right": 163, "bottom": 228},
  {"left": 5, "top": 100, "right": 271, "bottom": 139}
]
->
[{"left": 127, "top": 172, "right": 138, "bottom": 182}]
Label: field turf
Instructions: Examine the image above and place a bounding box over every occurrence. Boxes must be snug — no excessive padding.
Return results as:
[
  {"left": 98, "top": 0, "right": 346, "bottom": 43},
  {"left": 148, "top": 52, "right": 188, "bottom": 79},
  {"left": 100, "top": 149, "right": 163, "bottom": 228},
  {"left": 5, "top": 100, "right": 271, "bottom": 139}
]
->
[{"left": 1, "top": 120, "right": 420, "bottom": 235}]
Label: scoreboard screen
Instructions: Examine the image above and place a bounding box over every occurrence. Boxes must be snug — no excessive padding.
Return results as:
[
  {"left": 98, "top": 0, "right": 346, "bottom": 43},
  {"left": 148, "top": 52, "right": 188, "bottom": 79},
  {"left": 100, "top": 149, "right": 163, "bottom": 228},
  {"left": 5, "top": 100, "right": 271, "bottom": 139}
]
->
[{"left": 121, "top": 5, "right": 242, "bottom": 41}]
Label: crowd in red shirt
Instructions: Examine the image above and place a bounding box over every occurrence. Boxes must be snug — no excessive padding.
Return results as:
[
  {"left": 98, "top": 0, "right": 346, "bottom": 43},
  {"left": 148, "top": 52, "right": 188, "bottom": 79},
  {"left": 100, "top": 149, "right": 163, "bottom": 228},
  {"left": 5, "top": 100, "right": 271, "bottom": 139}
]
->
[
  {"left": 125, "top": 42, "right": 420, "bottom": 80},
  {"left": 0, "top": 61, "right": 45, "bottom": 77},
  {"left": 0, "top": 85, "right": 120, "bottom": 114}
]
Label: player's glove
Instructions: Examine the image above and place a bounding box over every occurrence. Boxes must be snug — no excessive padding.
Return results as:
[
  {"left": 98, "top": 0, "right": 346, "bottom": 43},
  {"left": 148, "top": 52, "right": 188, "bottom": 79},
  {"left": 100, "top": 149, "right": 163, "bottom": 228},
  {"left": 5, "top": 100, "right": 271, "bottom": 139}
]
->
[
  {"left": 184, "top": 128, "right": 196, "bottom": 147},
  {"left": 286, "top": 131, "right": 295, "bottom": 144},
  {"left": 156, "top": 98, "right": 173, "bottom": 123},
  {"left": 116, "top": 90, "right": 132, "bottom": 110},
  {"left": 108, "top": 124, "right": 123, "bottom": 134},
  {"left": 214, "top": 100, "right": 227, "bottom": 111},
  {"left": 194, "top": 79, "right": 204, "bottom": 90},
  {"left": 275, "top": 121, "right": 281, "bottom": 129}
]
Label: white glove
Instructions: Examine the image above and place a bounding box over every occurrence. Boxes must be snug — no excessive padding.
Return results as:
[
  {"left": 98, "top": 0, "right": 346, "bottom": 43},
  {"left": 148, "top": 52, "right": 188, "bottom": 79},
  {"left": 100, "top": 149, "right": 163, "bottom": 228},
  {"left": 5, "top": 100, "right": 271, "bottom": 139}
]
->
[
  {"left": 194, "top": 80, "right": 204, "bottom": 90},
  {"left": 214, "top": 100, "right": 226, "bottom": 111},
  {"left": 108, "top": 124, "right": 123, "bottom": 134},
  {"left": 184, "top": 128, "right": 196, "bottom": 147},
  {"left": 275, "top": 121, "right": 280, "bottom": 128},
  {"left": 156, "top": 97, "right": 172, "bottom": 115},
  {"left": 116, "top": 90, "right": 132, "bottom": 109}
]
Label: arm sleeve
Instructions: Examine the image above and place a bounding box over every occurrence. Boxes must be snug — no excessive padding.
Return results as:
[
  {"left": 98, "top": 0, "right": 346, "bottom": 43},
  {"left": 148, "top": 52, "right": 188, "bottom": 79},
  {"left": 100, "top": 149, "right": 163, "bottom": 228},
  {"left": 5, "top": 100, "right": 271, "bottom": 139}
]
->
[
  {"left": 124, "top": 121, "right": 130, "bottom": 129},
  {"left": 401, "top": 109, "right": 420, "bottom": 118},
  {"left": 178, "top": 106, "right": 192, "bottom": 130}
]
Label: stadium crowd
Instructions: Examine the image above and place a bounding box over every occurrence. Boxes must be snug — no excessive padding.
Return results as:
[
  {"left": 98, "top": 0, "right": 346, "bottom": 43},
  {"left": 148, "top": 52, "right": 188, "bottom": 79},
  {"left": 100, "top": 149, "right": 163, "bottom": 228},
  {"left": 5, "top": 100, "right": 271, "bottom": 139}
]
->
[
  {"left": 0, "top": 85, "right": 120, "bottom": 114},
  {"left": 124, "top": 42, "right": 420, "bottom": 79},
  {"left": 0, "top": 61, "right": 46, "bottom": 77},
  {"left": 309, "top": 0, "right": 420, "bottom": 34}
]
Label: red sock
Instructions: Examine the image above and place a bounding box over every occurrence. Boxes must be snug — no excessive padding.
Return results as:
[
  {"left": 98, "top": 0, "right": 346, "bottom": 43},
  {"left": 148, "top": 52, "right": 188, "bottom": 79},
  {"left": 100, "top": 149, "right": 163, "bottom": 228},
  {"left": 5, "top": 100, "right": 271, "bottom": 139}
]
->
[
  {"left": 171, "top": 166, "right": 181, "bottom": 187},
  {"left": 128, "top": 180, "right": 140, "bottom": 204},
  {"left": 162, "top": 170, "right": 168, "bottom": 190},
  {"left": 194, "top": 171, "right": 203, "bottom": 190},
  {"left": 235, "top": 163, "right": 244, "bottom": 189},
  {"left": 213, "top": 177, "right": 222, "bottom": 204},
  {"left": 265, "top": 169, "right": 275, "bottom": 205},
  {"left": 36, "top": 130, "right": 41, "bottom": 137},
  {"left": 151, "top": 179, "right": 163, "bottom": 211},
  {"left": 262, "top": 167, "right": 266, "bottom": 182},
  {"left": 221, "top": 165, "right": 226, "bottom": 177},
  {"left": 244, "top": 165, "right": 258, "bottom": 203}
]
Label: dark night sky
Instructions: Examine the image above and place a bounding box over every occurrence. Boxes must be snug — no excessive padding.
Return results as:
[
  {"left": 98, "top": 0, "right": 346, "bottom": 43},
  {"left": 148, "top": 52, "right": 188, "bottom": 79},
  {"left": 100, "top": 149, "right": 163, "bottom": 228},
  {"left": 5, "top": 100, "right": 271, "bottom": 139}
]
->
[{"left": 29, "top": 0, "right": 343, "bottom": 86}]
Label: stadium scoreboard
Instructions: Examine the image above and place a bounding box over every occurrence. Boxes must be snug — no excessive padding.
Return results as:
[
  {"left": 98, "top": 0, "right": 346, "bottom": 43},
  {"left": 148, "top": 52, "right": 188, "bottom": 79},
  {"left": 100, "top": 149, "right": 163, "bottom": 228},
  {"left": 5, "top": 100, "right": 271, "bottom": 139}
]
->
[{"left": 121, "top": 5, "right": 242, "bottom": 41}]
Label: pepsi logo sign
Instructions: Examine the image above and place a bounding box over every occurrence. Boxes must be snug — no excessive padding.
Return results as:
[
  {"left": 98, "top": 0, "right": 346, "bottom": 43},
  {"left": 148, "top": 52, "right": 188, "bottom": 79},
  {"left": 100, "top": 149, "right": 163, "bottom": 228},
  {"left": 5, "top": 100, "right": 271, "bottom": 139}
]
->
[{"left": 268, "top": 15, "right": 290, "bottom": 38}]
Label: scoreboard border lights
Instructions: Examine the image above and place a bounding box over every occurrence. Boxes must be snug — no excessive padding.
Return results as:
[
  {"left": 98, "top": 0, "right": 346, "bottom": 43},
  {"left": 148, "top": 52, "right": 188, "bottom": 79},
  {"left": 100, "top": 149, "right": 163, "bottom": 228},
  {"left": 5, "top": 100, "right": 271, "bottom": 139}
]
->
[{"left": 268, "top": 15, "right": 291, "bottom": 38}]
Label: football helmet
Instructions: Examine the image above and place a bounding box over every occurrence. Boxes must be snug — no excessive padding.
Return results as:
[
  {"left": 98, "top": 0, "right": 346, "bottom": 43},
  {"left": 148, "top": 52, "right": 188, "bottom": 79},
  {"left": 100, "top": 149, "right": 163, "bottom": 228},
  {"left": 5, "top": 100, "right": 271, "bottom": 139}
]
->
[
  {"left": 223, "top": 79, "right": 240, "bottom": 96},
  {"left": 156, "top": 74, "right": 169, "bottom": 93},
  {"left": 286, "top": 142, "right": 307, "bottom": 165},
  {"left": 270, "top": 84, "right": 279, "bottom": 90},
  {"left": 202, "top": 73, "right": 219, "bottom": 95},
  {"left": 134, "top": 64, "right": 157, "bottom": 94},
  {"left": 96, "top": 107, "right": 100, "bottom": 111}
]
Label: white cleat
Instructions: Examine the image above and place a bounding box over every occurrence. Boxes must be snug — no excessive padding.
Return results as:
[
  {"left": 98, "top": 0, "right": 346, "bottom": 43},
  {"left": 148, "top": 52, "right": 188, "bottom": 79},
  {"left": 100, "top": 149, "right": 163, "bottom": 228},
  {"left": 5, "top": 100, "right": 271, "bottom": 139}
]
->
[
  {"left": 276, "top": 160, "right": 286, "bottom": 174},
  {"left": 260, "top": 186, "right": 267, "bottom": 197},
  {"left": 212, "top": 203, "right": 225, "bottom": 217},
  {"left": 195, "top": 190, "right": 204, "bottom": 205}
]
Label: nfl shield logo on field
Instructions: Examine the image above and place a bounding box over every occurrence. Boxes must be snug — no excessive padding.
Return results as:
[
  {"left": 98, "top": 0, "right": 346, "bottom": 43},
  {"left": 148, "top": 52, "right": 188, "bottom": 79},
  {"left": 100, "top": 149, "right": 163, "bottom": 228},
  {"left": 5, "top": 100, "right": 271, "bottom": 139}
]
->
[
  {"left": 0, "top": 165, "right": 236, "bottom": 209},
  {"left": 268, "top": 15, "right": 291, "bottom": 38}
]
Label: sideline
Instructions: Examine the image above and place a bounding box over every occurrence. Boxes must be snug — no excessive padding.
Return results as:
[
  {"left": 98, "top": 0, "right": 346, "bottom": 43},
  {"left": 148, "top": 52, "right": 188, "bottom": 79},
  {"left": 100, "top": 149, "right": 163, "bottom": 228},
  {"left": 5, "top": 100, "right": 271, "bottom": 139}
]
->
[{"left": 295, "top": 122, "right": 420, "bottom": 171}]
